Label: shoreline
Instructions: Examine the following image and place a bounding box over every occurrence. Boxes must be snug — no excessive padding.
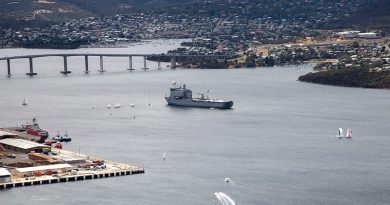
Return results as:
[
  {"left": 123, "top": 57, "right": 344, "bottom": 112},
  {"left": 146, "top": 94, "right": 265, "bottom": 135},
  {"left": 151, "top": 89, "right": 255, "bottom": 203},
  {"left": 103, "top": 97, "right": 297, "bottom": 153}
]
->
[{"left": 298, "top": 69, "right": 390, "bottom": 89}]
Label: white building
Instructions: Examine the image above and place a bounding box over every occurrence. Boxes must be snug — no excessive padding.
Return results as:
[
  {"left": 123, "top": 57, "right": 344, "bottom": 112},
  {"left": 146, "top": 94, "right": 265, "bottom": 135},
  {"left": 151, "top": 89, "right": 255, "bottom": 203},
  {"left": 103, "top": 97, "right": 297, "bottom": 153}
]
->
[
  {"left": 0, "top": 168, "right": 11, "bottom": 183},
  {"left": 11, "top": 164, "right": 73, "bottom": 177},
  {"left": 337, "top": 31, "right": 360, "bottom": 38},
  {"left": 0, "top": 138, "right": 50, "bottom": 153},
  {"left": 357, "top": 32, "right": 380, "bottom": 39}
]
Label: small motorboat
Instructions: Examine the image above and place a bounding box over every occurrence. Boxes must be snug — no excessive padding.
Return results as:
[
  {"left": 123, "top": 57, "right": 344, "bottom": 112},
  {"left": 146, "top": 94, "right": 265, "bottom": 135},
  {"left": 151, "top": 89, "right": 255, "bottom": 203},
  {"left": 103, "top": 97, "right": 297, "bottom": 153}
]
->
[
  {"left": 106, "top": 104, "right": 112, "bottom": 109},
  {"left": 225, "top": 177, "right": 231, "bottom": 182}
]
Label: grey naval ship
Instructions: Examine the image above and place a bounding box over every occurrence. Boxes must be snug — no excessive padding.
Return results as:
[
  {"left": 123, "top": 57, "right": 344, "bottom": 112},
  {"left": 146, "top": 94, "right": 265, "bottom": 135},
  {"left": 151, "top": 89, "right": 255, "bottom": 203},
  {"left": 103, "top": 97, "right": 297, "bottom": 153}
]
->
[{"left": 165, "top": 82, "right": 233, "bottom": 109}]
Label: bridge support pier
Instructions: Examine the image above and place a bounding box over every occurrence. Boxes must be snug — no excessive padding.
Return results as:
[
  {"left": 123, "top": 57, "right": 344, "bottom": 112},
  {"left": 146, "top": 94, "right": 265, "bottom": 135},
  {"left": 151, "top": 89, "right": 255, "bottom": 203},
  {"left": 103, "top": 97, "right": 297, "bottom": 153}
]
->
[
  {"left": 84, "top": 55, "right": 89, "bottom": 73},
  {"left": 7, "top": 59, "right": 11, "bottom": 77},
  {"left": 26, "top": 57, "right": 37, "bottom": 76},
  {"left": 99, "top": 56, "right": 105, "bottom": 73},
  {"left": 127, "top": 56, "right": 134, "bottom": 71},
  {"left": 61, "top": 56, "right": 71, "bottom": 75},
  {"left": 170, "top": 57, "right": 176, "bottom": 69},
  {"left": 142, "top": 56, "right": 149, "bottom": 70}
]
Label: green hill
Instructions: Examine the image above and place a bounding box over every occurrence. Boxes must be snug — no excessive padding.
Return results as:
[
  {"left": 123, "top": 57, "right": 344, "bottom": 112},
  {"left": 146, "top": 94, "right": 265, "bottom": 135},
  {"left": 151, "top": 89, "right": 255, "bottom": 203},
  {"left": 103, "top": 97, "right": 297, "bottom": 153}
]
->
[
  {"left": 1, "top": 0, "right": 389, "bottom": 30},
  {"left": 298, "top": 69, "right": 390, "bottom": 89},
  {"left": 335, "top": 0, "right": 390, "bottom": 31},
  {"left": 0, "top": 0, "right": 191, "bottom": 28}
]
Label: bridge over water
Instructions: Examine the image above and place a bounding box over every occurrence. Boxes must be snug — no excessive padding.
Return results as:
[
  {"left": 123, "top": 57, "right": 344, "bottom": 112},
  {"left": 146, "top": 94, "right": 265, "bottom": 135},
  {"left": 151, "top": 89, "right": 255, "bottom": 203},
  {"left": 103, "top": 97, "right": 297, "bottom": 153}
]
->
[{"left": 0, "top": 53, "right": 237, "bottom": 77}]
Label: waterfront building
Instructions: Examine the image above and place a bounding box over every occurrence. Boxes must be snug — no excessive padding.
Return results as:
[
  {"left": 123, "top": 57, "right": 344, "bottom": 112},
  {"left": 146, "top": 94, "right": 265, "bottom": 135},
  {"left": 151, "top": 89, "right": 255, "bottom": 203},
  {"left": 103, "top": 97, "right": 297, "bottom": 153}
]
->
[
  {"left": 0, "top": 138, "right": 50, "bottom": 153},
  {"left": 0, "top": 168, "right": 11, "bottom": 183},
  {"left": 11, "top": 164, "right": 73, "bottom": 177}
]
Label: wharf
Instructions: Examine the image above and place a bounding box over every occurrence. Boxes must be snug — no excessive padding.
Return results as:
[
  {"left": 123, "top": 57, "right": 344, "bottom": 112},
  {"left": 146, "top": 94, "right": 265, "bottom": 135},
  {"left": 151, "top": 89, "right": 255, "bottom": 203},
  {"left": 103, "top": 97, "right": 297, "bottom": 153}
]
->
[
  {"left": 1, "top": 128, "right": 43, "bottom": 142},
  {"left": 0, "top": 148, "right": 144, "bottom": 190}
]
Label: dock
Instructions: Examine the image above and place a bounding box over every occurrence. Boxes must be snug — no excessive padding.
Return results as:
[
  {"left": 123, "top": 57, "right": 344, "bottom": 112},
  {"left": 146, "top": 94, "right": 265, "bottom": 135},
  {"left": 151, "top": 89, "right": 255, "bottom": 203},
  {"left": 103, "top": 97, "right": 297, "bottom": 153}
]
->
[
  {"left": 0, "top": 148, "right": 144, "bottom": 190},
  {"left": 0, "top": 121, "right": 145, "bottom": 190}
]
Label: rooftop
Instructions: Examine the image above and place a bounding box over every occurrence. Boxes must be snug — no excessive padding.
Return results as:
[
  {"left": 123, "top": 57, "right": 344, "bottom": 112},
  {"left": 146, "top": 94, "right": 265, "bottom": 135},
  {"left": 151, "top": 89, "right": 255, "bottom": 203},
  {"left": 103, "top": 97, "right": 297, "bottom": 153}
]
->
[
  {"left": 0, "top": 131, "right": 18, "bottom": 137},
  {"left": 0, "top": 168, "right": 11, "bottom": 176},
  {"left": 0, "top": 138, "right": 49, "bottom": 150},
  {"left": 15, "top": 164, "right": 73, "bottom": 173}
]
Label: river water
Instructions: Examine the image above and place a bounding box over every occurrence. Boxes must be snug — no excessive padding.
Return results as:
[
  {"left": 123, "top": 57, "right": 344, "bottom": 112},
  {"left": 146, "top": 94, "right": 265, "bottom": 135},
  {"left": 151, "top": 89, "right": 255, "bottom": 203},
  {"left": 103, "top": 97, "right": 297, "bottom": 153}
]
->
[{"left": 0, "top": 39, "right": 390, "bottom": 205}]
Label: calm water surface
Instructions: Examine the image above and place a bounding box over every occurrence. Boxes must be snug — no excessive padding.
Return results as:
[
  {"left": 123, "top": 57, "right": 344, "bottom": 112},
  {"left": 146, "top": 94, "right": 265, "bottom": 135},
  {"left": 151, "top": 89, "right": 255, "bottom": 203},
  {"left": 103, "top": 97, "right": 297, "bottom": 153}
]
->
[{"left": 0, "top": 39, "right": 390, "bottom": 205}]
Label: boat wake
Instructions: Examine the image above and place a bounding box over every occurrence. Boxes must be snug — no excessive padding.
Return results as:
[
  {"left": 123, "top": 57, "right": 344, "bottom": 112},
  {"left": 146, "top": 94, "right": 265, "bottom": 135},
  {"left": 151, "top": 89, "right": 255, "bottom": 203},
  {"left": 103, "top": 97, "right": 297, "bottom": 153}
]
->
[{"left": 214, "top": 192, "right": 235, "bottom": 205}]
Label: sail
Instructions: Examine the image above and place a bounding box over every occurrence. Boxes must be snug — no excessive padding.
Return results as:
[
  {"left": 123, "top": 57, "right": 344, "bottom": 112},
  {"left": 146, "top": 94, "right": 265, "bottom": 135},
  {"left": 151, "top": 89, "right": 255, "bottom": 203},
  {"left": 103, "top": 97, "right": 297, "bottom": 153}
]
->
[
  {"left": 346, "top": 129, "right": 352, "bottom": 138},
  {"left": 338, "top": 128, "right": 343, "bottom": 136},
  {"left": 22, "top": 97, "right": 28, "bottom": 105}
]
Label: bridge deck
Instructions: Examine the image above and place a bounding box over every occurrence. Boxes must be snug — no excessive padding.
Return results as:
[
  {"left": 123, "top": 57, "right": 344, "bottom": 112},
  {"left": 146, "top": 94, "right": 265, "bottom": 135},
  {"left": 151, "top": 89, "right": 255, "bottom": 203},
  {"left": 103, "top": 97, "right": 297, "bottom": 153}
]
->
[{"left": 0, "top": 53, "right": 238, "bottom": 61}]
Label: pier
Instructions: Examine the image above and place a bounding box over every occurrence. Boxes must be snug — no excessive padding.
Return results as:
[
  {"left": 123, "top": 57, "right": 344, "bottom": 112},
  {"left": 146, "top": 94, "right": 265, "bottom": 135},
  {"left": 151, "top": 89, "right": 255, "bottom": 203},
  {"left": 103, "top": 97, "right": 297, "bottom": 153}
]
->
[
  {"left": 0, "top": 148, "right": 144, "bottom": 190},
  {"left": 0, "top": 53, "right": 237, "bottom": 77},
  {"left": 0, "top": 167, "right": 144, "bottom": 190}
]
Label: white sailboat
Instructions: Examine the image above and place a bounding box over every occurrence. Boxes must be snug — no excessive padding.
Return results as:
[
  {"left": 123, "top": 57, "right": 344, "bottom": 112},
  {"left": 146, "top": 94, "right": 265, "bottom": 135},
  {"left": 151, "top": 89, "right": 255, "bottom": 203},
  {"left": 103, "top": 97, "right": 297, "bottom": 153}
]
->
[
  {"left": 345, "top": 129, "right": 352, "bottom": 138},
  {"left": 162, "top": 152, "right": 166, "bottom": 160},
  {"left": 22, "top": 97, "right": 28, "bottom": 106},
  {"left": 130, "top": 103, "right": 136, "bottom": 118},
  {"left": 337, "top": 128, "right": 343, "bottom": 138},
  {"left": 114, "top": 102, "right": 121, "bottom": 108}
]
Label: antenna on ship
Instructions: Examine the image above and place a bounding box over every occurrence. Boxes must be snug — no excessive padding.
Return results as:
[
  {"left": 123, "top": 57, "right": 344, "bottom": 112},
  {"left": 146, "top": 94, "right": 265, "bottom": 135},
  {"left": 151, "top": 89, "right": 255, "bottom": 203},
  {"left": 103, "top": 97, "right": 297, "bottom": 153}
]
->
[
  {"left": 32, "top": 117, "right": 37, "bottom": 125},
  {"left": 171, "top": 80, "right": 177, "bottom": 88}
]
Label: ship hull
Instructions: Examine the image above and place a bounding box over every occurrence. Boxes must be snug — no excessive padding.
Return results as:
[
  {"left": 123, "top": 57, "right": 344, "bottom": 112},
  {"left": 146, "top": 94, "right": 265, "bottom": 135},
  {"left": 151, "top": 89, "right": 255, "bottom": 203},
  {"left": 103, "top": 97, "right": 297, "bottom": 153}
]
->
[{"left": 165, "top": 97, "right": 233, "bottom": 109}]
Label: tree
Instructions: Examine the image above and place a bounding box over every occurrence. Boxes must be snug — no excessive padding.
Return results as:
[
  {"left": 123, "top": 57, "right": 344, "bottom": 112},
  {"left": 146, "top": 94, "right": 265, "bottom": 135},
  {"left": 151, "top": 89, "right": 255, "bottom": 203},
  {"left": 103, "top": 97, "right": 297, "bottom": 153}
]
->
[
  {"left": 352, "top": 41, "right": 360, "bottom": 48},
  {"left": 264, "top": 56, "right": 275, "bottom": 66}
]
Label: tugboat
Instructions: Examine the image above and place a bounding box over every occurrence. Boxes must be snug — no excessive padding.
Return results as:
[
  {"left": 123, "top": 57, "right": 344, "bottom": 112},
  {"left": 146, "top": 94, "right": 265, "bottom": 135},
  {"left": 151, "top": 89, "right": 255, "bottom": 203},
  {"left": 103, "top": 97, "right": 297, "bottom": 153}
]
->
[
  {"left": 22, "top": 117, "right": 49, "bottom": 142},
  {"left": 62, "top": 130, "right": 71, "bottom": 142},
  {"left": 52, "top": 130, "right": 71, "bottom": 142},
  {"left": 165, "top": 82, "right": 233, "bottom": 109}
]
